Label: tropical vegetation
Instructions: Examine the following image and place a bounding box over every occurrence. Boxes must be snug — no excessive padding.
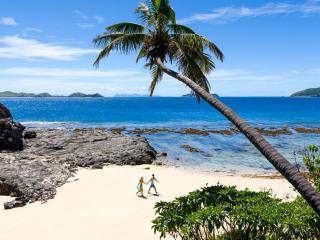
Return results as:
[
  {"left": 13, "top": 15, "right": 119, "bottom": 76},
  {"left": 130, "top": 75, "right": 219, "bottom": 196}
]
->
[
  {"left": 303, "top": 144, "right": 320, "bottom": 192},
  {"left": 152, "top": 185, "right": 320, "bottom": 240},
  {"left": 152, "top": 146, "right": 320, "bottom": 239},
  {"left": 93, "top": 0, "right": 320, "bottom": 214}
]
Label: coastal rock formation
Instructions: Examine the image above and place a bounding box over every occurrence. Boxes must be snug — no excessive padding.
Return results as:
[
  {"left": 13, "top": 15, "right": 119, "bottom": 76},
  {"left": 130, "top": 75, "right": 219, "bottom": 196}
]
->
[
  {"left": 295, "top": 128, "right": 320, "bottom": 134},
  {"left": 126, "top": 127, "right": 295, "bottom": 137},
  {"left": 256, "top": 127, "right": 292, "bottom": 136},
  {"left": 181, "top": 144, "right": 213, "bottom": 157},
  {"left": 0, "top": 103, "right": 12, "bottom": 119},
  {"left": 24, "top": 130, "right": 37, "bottom": 139},
  {"left": 181, "top": 144, "right": 204, "bottom": 153},
  {"left": 0, "top": 159, "right": 73, "bottom": 209},
  {"left": 0, "top": 128, "right": 157, "bottom": 208},
  {"left": 0, "top": 103, "right": 25, "bottom": 151},
  {"left": 2, "top": 128, "right": 157, "bottom": 168}
]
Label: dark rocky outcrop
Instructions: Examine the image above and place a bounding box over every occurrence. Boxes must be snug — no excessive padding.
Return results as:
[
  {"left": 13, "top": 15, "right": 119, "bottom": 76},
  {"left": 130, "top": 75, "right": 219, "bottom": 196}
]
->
[
  {"left": 126, "top": 127, "right": 295, "bottom": 137},
  {"left": 0, "top": 119, "right": 25, "bottom": 151},
  {"left": 256, "top": 127, "right": 292, "bottom": 136},
  {"left": 0, "top": 103, "right": 12, "bottom": 119},
  {"left": 24, "top": 130, "right": 37, "bottom": 139},
  {"left": 0, "top": 159, "right": 73, "bottom": 209},
  {"left": 0, "top": 128, "right": 157, "bottom": 209},
  {"left": 181, "top": 144, "right": 213, "bottom": 157},
  {"left": 181, "top": 144, "right": 204, "bottom": 153},
  {"left": 0, "top": 103, "right": 25, "bottom": 151},
  {"left": 295, "top": 128, "right": 320, "bottom": 134}
]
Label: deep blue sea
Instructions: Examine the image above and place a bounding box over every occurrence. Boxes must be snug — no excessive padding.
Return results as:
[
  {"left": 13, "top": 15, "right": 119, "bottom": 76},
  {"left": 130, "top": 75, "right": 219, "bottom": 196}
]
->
[{"left": 2, "top": 97, "right": 320, "bottom": 173}]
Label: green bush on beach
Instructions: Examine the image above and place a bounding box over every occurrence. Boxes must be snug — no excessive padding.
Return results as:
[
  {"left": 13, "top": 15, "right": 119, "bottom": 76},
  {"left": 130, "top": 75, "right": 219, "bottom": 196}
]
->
[
  {"left": 152, "top": 185, "right": 320, "bottom": 239},
  {"left": 152, "top": 145, "right": 320, "bottom": 239},
  {"left": 303, "top": 144, "right": 320, "bottom": 192}
]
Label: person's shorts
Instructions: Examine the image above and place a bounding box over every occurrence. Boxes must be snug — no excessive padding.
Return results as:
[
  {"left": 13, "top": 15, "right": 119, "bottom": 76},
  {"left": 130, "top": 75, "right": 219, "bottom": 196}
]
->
[{"left": 150, "top": 183, "right": 156, "bottom": 189}]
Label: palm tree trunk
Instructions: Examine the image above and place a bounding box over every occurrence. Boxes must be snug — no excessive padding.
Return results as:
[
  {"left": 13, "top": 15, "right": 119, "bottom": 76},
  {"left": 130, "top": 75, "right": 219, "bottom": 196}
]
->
[{"left": 156, "top": 58, "right": 320, "bottom": 215}]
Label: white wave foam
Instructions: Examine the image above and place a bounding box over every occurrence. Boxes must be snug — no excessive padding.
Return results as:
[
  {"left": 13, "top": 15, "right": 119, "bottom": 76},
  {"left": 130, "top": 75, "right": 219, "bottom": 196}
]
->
[{"left": 22, "top": 121, "right": 67, "bottom": 125}]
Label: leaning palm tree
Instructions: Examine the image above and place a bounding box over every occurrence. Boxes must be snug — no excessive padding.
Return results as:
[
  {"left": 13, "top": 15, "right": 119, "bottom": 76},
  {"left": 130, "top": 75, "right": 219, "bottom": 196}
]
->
[{"left": 93, "top": 0, "right": 320, "bottom": 214}]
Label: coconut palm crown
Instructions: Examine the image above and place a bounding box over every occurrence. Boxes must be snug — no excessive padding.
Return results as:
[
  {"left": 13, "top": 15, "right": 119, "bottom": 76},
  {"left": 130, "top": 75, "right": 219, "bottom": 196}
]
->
[
  {"left": 93, "top": 0, "right": 223, "bottom": 100},
  {"left": 94, "top": 0, "right": 320, "bottom": 215}
]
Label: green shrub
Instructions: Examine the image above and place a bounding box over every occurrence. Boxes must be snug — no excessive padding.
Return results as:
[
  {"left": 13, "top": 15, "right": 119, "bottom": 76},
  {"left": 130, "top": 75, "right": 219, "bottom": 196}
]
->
[
  {"left": 152, "top": 185, "right": 320, "bottom": 240},
  {"left": 303, "top": 144, "right": 320, "bottom": 191}
]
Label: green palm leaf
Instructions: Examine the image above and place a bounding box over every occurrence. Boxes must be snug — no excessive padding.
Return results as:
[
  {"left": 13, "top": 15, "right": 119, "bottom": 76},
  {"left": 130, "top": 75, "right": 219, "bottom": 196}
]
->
[
  {"left": 94, "top": 33, "right": 146, "bottom": 67},
  {"left": 168, "top": 24, "right": 195, "bottom": 34},
  {"left": 106, "top": 22, "right": 146, "bottom": 34},
  {"left": 149, "top": 64, "right": 163, "bottom": 96}
]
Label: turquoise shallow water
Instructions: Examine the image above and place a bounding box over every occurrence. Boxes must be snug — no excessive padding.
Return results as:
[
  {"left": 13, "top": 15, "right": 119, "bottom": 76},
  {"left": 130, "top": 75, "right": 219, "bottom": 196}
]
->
[{"left": 1, "top": 97, "right": 320, "bottom": 172}]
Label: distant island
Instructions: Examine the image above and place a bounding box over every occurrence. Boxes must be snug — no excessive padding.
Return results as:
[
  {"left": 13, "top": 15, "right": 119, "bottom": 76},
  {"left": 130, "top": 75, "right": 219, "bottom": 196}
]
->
[
  {"left": 0, "top": 91, "right": 104, "bottom": 98},
  {"left": 291, "top": 87, "right": 320, "bottom": 97},
  {"left": 182, "top": 93, "right": 220, "bottom": 98},
  {"left": 68, "top": 92, "right": 103, "bottom": 98}
]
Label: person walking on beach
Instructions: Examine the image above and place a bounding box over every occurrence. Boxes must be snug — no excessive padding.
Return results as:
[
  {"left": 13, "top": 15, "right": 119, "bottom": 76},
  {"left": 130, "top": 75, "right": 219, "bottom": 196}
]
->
[
  {"left": 148, "top": 174, "right": 159, "bottom": 195},
  {"left": 136, "top": 177, "right": 147, "bottom": 197}
]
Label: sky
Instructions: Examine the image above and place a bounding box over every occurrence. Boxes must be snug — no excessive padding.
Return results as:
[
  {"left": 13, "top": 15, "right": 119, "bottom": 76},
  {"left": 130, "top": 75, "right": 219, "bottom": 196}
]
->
[{"left": 0, "top": 0, "right": 319, "bottom": 97}]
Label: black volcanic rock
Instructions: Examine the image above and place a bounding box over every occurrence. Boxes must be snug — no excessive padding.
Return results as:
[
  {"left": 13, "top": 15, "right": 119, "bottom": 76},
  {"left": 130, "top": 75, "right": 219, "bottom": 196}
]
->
[
  {"left": 24, "top": 130, "right": 37, "bottom": 139},
  {"left": 0, "top": 159, "right": 73, "bottom": 209},
  {"left": 0, "top": 103, "right": 12, "bottom": 119},
  {"left": 0, "top": 119, "right": 25, "bottom": 151},
  {"left": 0, "top": 103, "right": 25, "bottom": 151}
]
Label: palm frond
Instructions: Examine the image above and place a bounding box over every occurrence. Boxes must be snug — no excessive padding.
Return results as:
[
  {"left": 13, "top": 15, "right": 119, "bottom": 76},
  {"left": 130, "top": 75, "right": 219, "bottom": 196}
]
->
[
  {"left": 172, "top": 41, "right": 211, "bottom": 95},
  {"left": 168, "top": 24, "right": 195, "bottom": 34},
  {"left": 136, "top": 46, "right": 148, "bottom": 63},
  {"left": 93, "top": 44, "right": 113, "bottom": 67},
  {"left": 156, "top": 0, "right": 176, "bottom": 24},
  {"left": 171, "top": 37, "right": 215, "bottom": 74},
  {"left": 197, "top": 35, "right": 224, "bottom": 62},
  {"left": 172, "top": 33, "right": 224, "bottom": 62},
  {"left": 135, "top": 3, "right": 155, "bottom": 25},
  {"left": 93, "top": 33, "right": 125, "bottom": 48},
  {"left": 149, "top": 64, "right": 163, "bottom": 96},
  {"left": 145, "top": 0, "right": 175, "bottom": 24},
  {"left": 94, "top": 33, "right": 146, "bottom": 67},
  {"left": 106, "top": 22, "right": 146, "bottom": 34}
]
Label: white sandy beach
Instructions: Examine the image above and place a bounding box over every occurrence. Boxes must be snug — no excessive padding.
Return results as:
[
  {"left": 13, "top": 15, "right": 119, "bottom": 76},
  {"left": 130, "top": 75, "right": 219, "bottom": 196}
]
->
[{"left": 0, "top": 165, "right": 297, "bottom": 240}]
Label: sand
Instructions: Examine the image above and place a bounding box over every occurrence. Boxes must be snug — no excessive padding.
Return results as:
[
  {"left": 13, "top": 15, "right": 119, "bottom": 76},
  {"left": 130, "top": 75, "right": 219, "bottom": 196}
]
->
[{"left": 0, "top": 165, "right": 297, "bottom": 240}]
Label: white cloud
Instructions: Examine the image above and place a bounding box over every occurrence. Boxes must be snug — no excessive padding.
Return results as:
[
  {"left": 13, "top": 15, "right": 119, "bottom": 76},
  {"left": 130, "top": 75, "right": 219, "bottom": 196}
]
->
[
  {"left": 1, "top": 67, "right": 141, "bottom": 78},
  {"left": 74, "top": 10, "right": 88, "bottom": 20},
  {"left": 0, "top": 36, "right": 97, "bottom": 61},
  {"left": 74, "top": 10, "right": 104, "bottom": 29},
  {"left": 180, "top": 1, "right": 320, "bottom": 24},
  {"left": 77, "top": 23, "right": 96, "bottom": 29},
  {"left": 20, "top": 27, "right": 43, "bottom": 37},
  {"left": 0, "top": 17, "right": 17, "bottom": 26},
  {"left": 94, "top": 16, "right": 104, "bottom": 24},
  {"left": 23, "top": 27, "right": 43, "bottom": 33}
]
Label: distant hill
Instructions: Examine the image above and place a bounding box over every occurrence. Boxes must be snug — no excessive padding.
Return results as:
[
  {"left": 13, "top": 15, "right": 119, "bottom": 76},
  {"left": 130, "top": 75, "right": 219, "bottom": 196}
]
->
[
  {"left": 68, "top": 92, "right": 103, "bottom": 98},
  {"left": 0, "top": 91, "right": 52, "bottom": 97},
  {"left": 182, "top": 93, "right": 220, "bottom": 98},
  {"left": 291, "top": 87, "right": 320, "bottom": 97},
  {"left": 0, "top": 91, "right": 104, "bottom": 98}
]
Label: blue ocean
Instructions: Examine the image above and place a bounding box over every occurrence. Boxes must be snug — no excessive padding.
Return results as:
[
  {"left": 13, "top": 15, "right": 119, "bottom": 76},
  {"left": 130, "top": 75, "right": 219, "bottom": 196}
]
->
[{"left": 2, "top": 97, "right": 320, "bottom": 173}]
